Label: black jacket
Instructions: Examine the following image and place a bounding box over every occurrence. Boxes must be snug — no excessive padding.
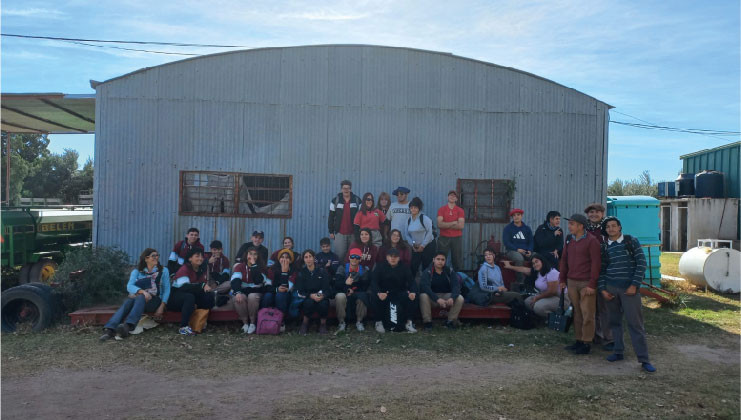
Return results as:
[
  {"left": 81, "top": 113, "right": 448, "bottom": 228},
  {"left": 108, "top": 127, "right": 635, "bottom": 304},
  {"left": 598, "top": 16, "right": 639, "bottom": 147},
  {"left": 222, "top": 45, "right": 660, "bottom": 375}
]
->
[
  {"left": 371, "top": 261, "right": 417, "bottom": 294},
  {"left": 328, "top": 193, "right": 362, "bottom": 235},
  {"left": 419, "top": 265, "right": 460, "bottom": 300},
  {"left": 533, "top": 223, "right": 564, "bottom": 259},
  {"left": 333, "top": 264, "right": 370, "bottom": 294},
  {"left": 234, "top": 243, "right": 269, "bottom": 265},
  {"left": 295, "top": 266, "right": 332, "bottom": 298}
]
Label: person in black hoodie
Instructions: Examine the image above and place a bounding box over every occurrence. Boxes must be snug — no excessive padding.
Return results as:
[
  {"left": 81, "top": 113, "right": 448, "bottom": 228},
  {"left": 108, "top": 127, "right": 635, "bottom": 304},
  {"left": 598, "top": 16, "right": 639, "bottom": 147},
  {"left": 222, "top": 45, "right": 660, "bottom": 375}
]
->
[
  {"left": 370, "top": 248, "right": 418, "bottom": 334},
  {"left": 295, "top": 249, "right": 332, "bottom": 335},
  {"left": 533, "top": 211, "right": 564, "bottom": 267},
  {"left": 230, "top": 248, "right": 271, "bottom": 334}
]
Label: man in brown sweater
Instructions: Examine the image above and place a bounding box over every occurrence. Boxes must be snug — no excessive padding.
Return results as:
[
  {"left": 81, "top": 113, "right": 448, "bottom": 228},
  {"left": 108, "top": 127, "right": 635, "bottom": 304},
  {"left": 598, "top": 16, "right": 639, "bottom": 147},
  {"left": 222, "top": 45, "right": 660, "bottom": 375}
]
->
[{"left": 559, "top": 213, "right": 601, "bottom": 354}]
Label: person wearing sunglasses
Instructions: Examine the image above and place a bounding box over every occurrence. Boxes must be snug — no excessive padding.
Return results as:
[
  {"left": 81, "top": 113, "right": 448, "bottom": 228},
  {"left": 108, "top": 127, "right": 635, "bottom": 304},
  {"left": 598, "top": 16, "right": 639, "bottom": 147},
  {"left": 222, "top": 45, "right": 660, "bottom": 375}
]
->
[
  {"left": 100, "top": 248, "right": 170, "bottom": 341},
  {"left": 353, "top": 192, "right": 386, "bottom": 247},
  {"left": 333, "top": 247, "right": 371, "bottom": 332}
]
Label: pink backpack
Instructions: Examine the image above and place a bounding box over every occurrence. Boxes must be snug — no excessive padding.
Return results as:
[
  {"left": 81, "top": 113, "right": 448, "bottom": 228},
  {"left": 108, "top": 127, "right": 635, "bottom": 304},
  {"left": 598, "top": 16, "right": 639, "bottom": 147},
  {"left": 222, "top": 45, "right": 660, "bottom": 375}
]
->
[{"left": 256, "top": 307, "right": 284, "bottom": 335}]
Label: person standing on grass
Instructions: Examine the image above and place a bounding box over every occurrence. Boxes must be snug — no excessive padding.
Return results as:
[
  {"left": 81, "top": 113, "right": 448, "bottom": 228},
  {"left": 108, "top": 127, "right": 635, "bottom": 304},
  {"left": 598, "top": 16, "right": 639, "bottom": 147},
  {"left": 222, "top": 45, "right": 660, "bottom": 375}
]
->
[
  {"left": 354, "top": 192, "right": 386, "bottom": 247},
  {"left": 584, "top": 202, "right": 614, "bottom": 350},
  {"left": 296, "top": 250, "right": 332, "bottom": 335},
  {"left": 599, "top": 216, "right": 656, "bottom": 373},
  {"left": 333, "top": 247, "right": 371, "bottom": 332},
  {"left": 370, "top": 248, "right": 418, "bottom": 334},
  {"left": 405, "top": 197, "right": 436, "bottom": 275},
  {"left": 419, "top": 252, "right": 465, "bottom": 331},
  {"left": 100, "top": 248, "right": 170, "bottom": 341},
  {"left": 559, "top": 214, "right": 601, "bottom": 355},
  {"left": 168, "top": 227, "right": 204, "bottom": 276},
  {"left": 231, "top": 248, "right": 271, "bottom": 334},
  {"left": 387, "top": 186, "right": 412, "bottom": 237},
  {"left": 503, "top": 253, "right": 568, "bottom": 318},
  {"left": 168, "top": 248, "right": 215, "bottom": 336},
  {"left": 328, "top": 180, "right": 362, "bottom": 262},
  {"left": 377, "top": 192, "right": 392, "bottom": 243},
  {"left": 235, "top": 230, "right": 269, "bottom": 264},
  {"left": 502, "top": 209, "right": 534, "bottom": 292},
  {"left": 436, "top": 190, "right": 465, "bottom": 272},
  {"left": 533, "top": 211, "right": 564, "bottom": 267}
]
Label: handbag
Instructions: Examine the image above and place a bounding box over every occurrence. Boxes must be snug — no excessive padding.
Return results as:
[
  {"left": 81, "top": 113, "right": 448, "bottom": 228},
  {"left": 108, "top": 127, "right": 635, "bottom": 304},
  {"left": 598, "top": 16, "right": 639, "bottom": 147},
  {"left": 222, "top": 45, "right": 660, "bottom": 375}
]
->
[
  {"left": 188, "top": 308, "right": 210, "bottom": 333},
  {"left": 547, "top": 289, "right": 572, "bottom": 333}
]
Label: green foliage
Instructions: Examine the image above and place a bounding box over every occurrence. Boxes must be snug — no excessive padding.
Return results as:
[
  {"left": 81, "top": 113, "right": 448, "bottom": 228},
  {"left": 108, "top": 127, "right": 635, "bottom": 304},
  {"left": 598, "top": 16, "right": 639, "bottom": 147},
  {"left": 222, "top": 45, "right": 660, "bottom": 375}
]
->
[
  {"left": 607, "top": 170, "right": 659, "bottom": 197},
  {"left": 54, "top": 246, "right": 132, "bottom": 312},
  {"left": 61, "top": 158, "right": 94, "bottom": 203}
]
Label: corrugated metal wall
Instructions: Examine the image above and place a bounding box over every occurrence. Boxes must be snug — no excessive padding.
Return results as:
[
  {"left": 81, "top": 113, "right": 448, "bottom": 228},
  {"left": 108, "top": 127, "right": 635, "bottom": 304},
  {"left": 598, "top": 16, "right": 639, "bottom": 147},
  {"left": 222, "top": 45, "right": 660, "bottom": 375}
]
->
[
  {"left": 682, "top": 142, "right": 741, "bottom": 198},
  {"left": 93, "top": 45, "right": 610, "bottom": 267}
]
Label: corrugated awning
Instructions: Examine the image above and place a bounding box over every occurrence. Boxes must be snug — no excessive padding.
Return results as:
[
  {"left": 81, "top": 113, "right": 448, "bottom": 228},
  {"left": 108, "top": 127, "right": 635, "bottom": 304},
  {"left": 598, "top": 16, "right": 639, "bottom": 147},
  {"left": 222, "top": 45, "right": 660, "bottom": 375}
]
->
[{"left": 1, "top": 93, "right": 95, "bottom": 134}]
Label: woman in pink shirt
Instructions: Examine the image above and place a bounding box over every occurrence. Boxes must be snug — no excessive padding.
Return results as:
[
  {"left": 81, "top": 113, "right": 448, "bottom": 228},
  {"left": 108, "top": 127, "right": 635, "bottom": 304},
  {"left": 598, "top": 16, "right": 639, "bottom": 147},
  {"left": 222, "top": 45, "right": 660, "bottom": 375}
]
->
[{"left": 353, "top": 192, "right": 386, "bottom": 247}]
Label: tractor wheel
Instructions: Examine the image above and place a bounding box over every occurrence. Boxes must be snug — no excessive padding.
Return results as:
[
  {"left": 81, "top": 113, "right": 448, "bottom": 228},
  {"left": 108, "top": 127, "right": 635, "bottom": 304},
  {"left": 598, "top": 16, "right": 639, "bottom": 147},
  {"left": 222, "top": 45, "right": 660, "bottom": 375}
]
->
[
  {"left": 29, "top": 259, "right": 58, "bottom": 285},
  {"left": 1, "top": 286, "right": 54, "bottom": 332}
]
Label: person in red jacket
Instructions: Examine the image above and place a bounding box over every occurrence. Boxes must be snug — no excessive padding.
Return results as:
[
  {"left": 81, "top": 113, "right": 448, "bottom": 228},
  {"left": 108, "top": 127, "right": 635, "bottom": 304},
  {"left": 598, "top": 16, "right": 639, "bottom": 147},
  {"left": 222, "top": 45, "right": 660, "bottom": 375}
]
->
[
  {"left": 167, "top": 227, "right": 205, "bottom": 276},
  {"left": 559, "top": 213, "right": 601, "bottom": 355}
]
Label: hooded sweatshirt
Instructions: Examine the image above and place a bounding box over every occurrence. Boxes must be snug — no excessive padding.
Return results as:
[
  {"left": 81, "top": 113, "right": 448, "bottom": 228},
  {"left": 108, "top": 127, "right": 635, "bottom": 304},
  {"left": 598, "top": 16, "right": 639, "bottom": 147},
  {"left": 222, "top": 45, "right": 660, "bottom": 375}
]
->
[
  {"left": 502, "top": 222, "right": 534, "bottom": 252},
  {"left": 371, "top": 261, "right": 417, "bottom": 294},
  {"left": 477, "top": 262, "right": 505, "bottom": 292}
]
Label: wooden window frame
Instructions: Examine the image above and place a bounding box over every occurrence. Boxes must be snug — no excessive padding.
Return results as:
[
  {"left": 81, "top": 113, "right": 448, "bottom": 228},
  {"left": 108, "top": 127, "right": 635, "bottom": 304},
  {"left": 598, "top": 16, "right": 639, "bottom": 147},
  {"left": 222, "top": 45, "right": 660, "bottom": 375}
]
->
[
  {"left": 456, "top": 178, "right": 512, "bottom": 223},
  {"left": 179, "top": 171, "right": 293, "bottom": 219}
]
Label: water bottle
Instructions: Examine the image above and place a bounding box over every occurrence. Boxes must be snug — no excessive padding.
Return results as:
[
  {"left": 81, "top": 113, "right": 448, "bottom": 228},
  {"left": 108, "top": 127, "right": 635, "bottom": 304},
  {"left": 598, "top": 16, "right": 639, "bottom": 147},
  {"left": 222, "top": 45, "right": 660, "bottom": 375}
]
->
[{"left": 564, "top": 306, "right": 573, "bottom": 317}]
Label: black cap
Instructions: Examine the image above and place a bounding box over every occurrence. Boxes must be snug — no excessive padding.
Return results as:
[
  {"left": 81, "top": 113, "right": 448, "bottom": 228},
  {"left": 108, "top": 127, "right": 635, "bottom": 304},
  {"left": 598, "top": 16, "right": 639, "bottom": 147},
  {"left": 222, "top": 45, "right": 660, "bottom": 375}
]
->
[
  {"left": 252, "top": 230, "right": 264, "bottom": 238},
  {"left": 565, "top": 213, "right": 588, "bottom": 226},
  {"left": 392, "top": 187, "right": 410, "bottom": 196},
  {"left": 386, "top": 247, "right": 400, "bottom": 256}
]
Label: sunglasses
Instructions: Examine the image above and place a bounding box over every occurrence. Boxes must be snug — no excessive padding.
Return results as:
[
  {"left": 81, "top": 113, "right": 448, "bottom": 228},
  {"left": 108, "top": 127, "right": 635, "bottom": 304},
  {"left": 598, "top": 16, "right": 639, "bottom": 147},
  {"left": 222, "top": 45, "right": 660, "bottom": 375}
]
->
[
  {"left": 148, "top": 254, "right": 159, "bottom": 258},
  {"left": 349, "top": 255, "right": 361, "bottom": 259},
  {"left": 365, "top": 198, "right": 373, "bottom": 201}
]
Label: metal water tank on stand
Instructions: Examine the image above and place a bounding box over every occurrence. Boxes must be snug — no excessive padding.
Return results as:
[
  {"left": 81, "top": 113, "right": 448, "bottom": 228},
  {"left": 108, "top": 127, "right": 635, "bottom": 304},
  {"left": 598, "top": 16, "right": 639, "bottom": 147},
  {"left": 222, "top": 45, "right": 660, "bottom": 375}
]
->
[
  {"left": 675, "top": 173, "right": 695, "bottom": 196},
  {"left": 694, "top": 170, "right": 725, "bottom": 198},
  {"left": 679, "top": 246, "right": 740, "bottom": 293},
  {"left": 657, "top": 182, "right": 676, "bottom": 198}
]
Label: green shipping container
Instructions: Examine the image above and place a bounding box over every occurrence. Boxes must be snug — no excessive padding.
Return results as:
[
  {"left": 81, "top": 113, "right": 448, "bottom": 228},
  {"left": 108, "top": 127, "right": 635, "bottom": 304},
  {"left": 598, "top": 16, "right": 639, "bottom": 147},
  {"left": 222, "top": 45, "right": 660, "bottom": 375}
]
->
[{"left": 606, "top": 196, "right": 662, "bottom": 286}]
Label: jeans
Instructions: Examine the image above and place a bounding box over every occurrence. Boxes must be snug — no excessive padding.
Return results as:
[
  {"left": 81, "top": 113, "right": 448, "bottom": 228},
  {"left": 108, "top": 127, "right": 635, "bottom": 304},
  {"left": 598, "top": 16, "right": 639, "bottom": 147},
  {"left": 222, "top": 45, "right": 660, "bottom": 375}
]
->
[
  {"left": 334, "top": 291, "right": 370, "bottom": 322},
  {"left": 261, "top": 291, "right": 291, "bottom": 316},
  {"left": 333, "top": 233, "right": 354, "bottom": 262},
  {"left": 104, "top": 295, "right": 161, "bottom": 330},
  {"left": 301, "top": 298, "right": 329, "bottom": 318},
  {"left": 410, "top": 241, "right": 437, "bottom": 276},
  {"left": 167, "top": 289, "right": 215, "bottom": 327}
]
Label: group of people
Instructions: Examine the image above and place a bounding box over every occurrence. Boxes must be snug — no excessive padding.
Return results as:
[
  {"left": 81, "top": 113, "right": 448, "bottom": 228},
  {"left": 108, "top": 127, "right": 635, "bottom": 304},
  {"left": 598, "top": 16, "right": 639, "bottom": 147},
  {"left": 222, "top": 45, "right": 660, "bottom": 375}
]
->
[{"left": 100, "top": 181, "right": 655, "bottom": 372}]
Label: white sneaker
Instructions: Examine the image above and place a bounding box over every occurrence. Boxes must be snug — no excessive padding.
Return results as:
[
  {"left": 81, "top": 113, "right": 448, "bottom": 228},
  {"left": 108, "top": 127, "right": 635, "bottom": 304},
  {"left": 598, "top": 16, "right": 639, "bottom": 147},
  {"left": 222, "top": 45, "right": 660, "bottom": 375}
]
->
[
  {"left": 280, "top": 324, "right": 286, "bottom": 333},
  {"left": 405, "top": 320, "right": 417, "bottom": 333},
  {"left": 356, "top": 321, "right": 365, "bottom": 332},
  {"left": 247, "top": 324, "right": 257, "bottom": 334},
  {"left": 375, "top": 321, "right": 385, "bottom": 333},
  {"left": 241, "top": 324, "right": 250, "bottom": 333},
  {"left": 337, "top": 322, "right": 346, "bottom": 332}
]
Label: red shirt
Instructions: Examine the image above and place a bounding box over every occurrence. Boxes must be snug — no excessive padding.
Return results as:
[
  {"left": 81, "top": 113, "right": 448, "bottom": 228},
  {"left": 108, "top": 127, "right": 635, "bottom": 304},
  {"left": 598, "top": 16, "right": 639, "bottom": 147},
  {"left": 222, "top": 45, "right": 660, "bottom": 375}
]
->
[
  {"left": 339, "top": 198, "right": 354, "bottom": 235},
  {"left": 353, "top": 208, "right": 386, "bottom": 230},
  {"left": 558, "top": 234, "right": 601, "bottom": 288},
  {"left": 437, "top": 205, "right": 465, "bottom": 238}
]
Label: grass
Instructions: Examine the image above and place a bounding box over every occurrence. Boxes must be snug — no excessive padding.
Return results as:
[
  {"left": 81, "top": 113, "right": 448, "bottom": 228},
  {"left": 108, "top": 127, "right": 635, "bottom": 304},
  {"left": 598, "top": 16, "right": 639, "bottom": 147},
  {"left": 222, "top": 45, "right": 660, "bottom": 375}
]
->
[
  {"left": 660, "top": 252, "right": 682, "bottom": 278},
  {"left": 3, "top": 288, "right": 740, "bottom": 419}
]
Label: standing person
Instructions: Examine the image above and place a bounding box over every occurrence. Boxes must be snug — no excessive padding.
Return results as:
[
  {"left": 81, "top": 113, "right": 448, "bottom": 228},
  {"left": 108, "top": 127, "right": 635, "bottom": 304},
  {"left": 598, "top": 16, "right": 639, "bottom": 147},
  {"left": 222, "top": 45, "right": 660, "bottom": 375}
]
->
[
  {"left": 584, "top": 202, "right": 613, "bottom": 350},
  {"left": 315, "top": 237, "right": 341, "bottom": 276},
  {"left": 264, "top": 249, "right": 297, "bottom": 332},
  {"left": 436, "top": 190, "right": 465, "bottom": 272},
  {"left": 387, "top": 186, "right": 411, "bottom": 238},
  {"left": 295, "top": 250, "right": 332, "bottom": 335},
  {"left": 377, "top": 192, "right": 392, "bottom": 243},
  {"left": 370, "top": 248, "right": 418, "bottom": 333},
  {"left": 167, "top": 248, "right": 215, "bottom": 336},
  {"left": 231, "top": 248, "right": 271, "bottom": 334},
  {"left": 168, "top": 227, "right": 205, "bottom": 275},
  {"left": 405, "top": 197, "right": 436, "bottom": 275},
  {"left": 328, "top": 180, "right": 362, "bottom": 262},
  {"left": 354, "top": 192, "right": 386, "bottom": 247},
  {"left": 533, "top": 211, "right": 564, "bottom": 267},
  {"left": 502, "top": 253, "right": 568, "bottom": 318},
  {"left": 234, "top": 230, "right": 268, "bottom": 264},
  {"left": 378, "top": 229, "right": 412, "bottom": 267},
  {"left": 419, "top": 252, "right": 465, "bottom": 331},
  {"left": 599, "top": 217, "right": 655, "bottom": 372},
  {"left": 346, "top": 228, "right": 379, "bottom": 271},
  {"left": 559, "top": 214, "right": 601, "bottom": 355},
  {"left": 502, "top": 209, "right": 534, "bottom": 292},
  {"left": 471, "top": 248, "right": 523, "bottom": 306},
  {"left": 333, "top": 248, "right": 371, "bottom": 332},
  {"left": 100, "top": 248, "right": 170, "bottom": 341}
]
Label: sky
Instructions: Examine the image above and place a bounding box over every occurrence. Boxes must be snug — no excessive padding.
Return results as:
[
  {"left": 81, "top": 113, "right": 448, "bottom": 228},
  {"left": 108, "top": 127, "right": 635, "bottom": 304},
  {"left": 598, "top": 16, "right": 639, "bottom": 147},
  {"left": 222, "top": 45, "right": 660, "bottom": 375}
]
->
[{"left": 2, "top": 0, "right": 739, "bottom": 183}]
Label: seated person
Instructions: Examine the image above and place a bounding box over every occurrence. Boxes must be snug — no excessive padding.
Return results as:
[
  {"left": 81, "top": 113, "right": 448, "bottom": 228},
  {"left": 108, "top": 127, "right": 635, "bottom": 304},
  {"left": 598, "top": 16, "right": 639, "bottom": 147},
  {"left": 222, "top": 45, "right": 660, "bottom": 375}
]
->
[
  {"left": 100, "top": 248, "right": 170, "bottom": 341},
  {"left": 270, "top": 236, "right": 300, "bottom": 268},
  {"left": 295, "top": 250, "right": 332, "bottom": 335},
  {"left": 378, "top": 229, "right": 412, "bottom": 267},
  {"left": 231, "top": 248, "right": 271, "bottom": 334},
  {"left": 168, "top": 227, "right": 204, "bottom": 276},
  {"left": 206, "top": 240, "right": 231, "bottom": 287},
  {"left": 503, "top": 253, "right": 568, "bottom": 317},
  {"left": 333, "top": 247, "right": 371, "bottom": 332},
  {"left": 234, "top": 230, "right": 269, "bottom": 264},
  {"left": 472, "top": 248, "right": 523, "bottom": 306},
  {"left": 370, "top": 248, "right": 417, "bottom": 334},
  {"left": 419, "top": 252, "right": 465, "bottom": 331},
  {"left": 264, "top": 248, "right": 297, "bottom": 332},
  {"left": 315, "top": 237, "right": 341, "bottom": 276},
  {"left": 167, "top": 248, "right": 215, "bottom": 336},
  {"left": 346, "top": 228, "right": 379, "bottom": 271}
]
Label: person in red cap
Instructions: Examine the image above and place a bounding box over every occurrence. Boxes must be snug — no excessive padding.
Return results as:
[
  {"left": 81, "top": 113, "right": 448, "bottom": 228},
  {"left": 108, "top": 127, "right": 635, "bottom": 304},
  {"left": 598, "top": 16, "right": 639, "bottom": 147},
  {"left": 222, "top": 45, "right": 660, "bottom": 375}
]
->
[
  {"left": 502, "top": 208, "right": 534, "bottom": 292},
  {"left": 333, "top": 247, "right": 371, "bottom": 332},
  {"left": 436, "top": 190, "right": 465, "bottom": 271}
]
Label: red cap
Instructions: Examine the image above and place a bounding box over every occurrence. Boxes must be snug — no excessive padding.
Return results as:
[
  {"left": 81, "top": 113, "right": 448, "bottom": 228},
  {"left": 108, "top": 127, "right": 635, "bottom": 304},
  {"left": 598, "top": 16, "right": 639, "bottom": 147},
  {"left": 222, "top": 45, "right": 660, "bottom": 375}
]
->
[
  {"left": 348, "top": 248, "right": 362, "bottom": 257},
  {"left": 509, "top": 208, "right": 524, "bottom": 216}
]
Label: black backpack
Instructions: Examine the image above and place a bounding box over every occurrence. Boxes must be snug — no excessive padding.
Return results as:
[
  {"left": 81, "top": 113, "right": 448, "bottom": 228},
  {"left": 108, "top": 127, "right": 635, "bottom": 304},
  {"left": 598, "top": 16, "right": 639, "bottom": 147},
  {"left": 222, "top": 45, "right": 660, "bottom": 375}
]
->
[{"left": 509, "top": 299, "right": 536, "bottom": 330}]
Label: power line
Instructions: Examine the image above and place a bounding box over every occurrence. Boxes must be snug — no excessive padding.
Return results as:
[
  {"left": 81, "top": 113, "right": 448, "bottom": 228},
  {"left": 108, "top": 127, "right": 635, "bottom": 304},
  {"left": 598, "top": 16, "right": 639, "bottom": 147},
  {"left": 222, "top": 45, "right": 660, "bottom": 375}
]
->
[
  {"left": 68, "top": 41, "right": 199, "bottom": 56},
  {"left": 611, "top": 110, "right": 738, "bottom": 143},
  {"left": 610, "top": 120, "right": 740, "bottom": 136},
  {"left": 1, "top": 33, "right": 247, "bottom": 48}
]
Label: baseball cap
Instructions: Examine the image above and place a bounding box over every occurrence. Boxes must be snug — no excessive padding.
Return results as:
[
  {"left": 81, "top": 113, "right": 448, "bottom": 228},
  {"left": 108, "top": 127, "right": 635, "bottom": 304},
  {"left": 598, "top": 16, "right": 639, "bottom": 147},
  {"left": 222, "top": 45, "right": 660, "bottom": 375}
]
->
[
  {"left": 565, "top": 213, "right": 588, "bottom": 226},
  {"left": 509, "top": 208, "right": 524, "bottom": 216},
  {"left": 448, "top": 190, "right": 458, "bottom": 197},
  {"left": 252, "top": 230, "right": 265, "bottom": 238},
  {"left": 392, "top": 187, "right": 410, "bottom": 196},
  {"left": 386, "top": 247, "right": 400, "bottom": 256},
  {"left": 584, "top": 203, "right": 605, "bottom": 213}
]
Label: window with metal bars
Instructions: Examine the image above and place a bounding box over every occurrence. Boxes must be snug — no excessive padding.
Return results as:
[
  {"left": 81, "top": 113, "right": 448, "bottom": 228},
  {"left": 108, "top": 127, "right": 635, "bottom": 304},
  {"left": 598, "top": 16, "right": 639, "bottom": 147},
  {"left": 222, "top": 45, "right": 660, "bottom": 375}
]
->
[
  {"left": 457, "top": 179, "right": 512, "bottom": 223},
  {"left": 180, "top": 171, "right": 292, "bottom": 218}
]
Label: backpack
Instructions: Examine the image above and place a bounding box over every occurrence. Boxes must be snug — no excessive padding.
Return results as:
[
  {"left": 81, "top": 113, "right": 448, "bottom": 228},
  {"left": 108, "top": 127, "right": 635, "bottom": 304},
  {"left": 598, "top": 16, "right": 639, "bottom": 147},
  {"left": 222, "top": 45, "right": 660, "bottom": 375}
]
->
[
  {"left": 256, "top": 307, "right": 284, "bottom": 335},
  {"left": 408, "top": 213, "right": 438, "bottom": 239},
  {"left": 458, "top": 271, "right": 476, "bottom": 297},
  {"left": 599, "top": 234, "right": 635, "bottom": 274},
  {"left": 508, "top": 300, "right": 536, "bottom": 330}
]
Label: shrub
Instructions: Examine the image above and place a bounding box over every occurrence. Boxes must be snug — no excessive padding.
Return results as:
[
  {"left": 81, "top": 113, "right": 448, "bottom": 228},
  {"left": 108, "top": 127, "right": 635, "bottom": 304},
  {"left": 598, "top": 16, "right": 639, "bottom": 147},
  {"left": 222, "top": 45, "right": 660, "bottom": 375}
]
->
[{"left": 54, "top": 246, "right": 132, "bottom": 312}]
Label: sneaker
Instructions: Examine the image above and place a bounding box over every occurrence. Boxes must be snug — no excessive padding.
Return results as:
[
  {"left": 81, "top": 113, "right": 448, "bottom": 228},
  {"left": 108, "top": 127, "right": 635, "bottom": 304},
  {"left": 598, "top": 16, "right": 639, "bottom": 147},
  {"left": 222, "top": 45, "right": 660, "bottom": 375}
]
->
[
  {"left": 116, "top": 323, "right": 130, "bottom": 339},
  {"left": 299, "top": 322, "right": 309, "bottom": 336},
  {"left": 280, "top": 324, "right": 286, "bottom": 333},
  {"left": 606, "top": 353, "right": 624, "bottom": 362},
  {"left": 573, "top": 343, "right": 591, "bottom": 355},
  {"left": 337, "top": 322, "right": 346, "bottom": 332},
  {"left": 375, "top": 321, "right": 385, "bottom": 333},
  {"left": 564, "top": 341, "right": 581, "bottom": 351},
  {"left": 641, "top": 362, "right": 657, "bottom": 373},
  {"left": 178, "top": 326, "right": 195, "bottom": 336},
  {"left": 423, "top": 322, "right": 433, "bottom": 332},
  {"left": 99, "top": 328, "right": 115, "bottom": 342},
  {"left": 241, "top": 324, "right": 250, "bottom": 333},
  {"left": 247, "top": 324, "right": 256, "bottom": 334},
  {"left": 319, "top": 324, "right": 328, "bottom": 335},
  {"left": 445, "top": 320, "right": 457, "bottom": 330},
  {"left": 405, "top": 320, "right": 417, "bottom": 333},
  {"left": 355, "top": 321, "right": 365, "bottom": 332},
  {"left": 602, "top": 342, "right": 615, "bottom": 352}
]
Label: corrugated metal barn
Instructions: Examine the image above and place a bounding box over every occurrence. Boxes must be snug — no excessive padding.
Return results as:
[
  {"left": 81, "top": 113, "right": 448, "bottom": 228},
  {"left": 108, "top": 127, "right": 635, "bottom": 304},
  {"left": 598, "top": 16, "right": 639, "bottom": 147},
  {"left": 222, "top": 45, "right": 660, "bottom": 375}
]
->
[{"left": 92, "top": 45, "right": 611, "bottom": 267}]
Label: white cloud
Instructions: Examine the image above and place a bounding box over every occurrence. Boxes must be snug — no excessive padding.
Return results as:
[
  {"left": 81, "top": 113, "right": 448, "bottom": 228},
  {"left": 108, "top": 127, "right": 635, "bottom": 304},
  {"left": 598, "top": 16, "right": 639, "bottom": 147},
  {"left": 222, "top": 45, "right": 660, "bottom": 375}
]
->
[{"left": 2, "top": 7, "right": 65, "bottom": 19}]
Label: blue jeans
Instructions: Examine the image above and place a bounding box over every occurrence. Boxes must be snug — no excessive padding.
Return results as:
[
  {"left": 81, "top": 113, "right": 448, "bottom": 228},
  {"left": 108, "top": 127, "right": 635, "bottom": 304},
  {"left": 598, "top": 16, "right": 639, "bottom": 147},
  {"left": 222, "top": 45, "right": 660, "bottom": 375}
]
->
[
  {"left": 104, "top": 295, "right": 161, "bottom": 330},
  {"left": 261, "top": 291, "right": 291, "bottom": 316}
]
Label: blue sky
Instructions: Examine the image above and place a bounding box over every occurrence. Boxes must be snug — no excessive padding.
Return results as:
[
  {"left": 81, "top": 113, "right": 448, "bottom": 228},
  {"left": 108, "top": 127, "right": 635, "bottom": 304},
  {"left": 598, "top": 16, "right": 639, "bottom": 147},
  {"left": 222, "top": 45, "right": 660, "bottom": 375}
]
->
[{"left": 2, "top": 0, "right": 739, "bottom": 183}]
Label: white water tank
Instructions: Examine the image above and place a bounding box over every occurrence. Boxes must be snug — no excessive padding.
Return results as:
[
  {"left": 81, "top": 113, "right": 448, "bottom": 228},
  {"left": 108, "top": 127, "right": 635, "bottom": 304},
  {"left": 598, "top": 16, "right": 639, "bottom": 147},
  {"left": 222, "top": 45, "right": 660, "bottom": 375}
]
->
[{"left": 679, "top": 247, "right": 741, "bottom": 293}]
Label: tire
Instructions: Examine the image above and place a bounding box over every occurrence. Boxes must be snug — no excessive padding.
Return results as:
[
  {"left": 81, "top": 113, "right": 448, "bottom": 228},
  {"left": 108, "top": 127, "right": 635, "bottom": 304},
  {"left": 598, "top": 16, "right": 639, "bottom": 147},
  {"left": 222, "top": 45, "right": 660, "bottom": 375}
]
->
[
  {"left": 1, "top": 286, "right": 54, "bottom": 332},
  {"left": 29, "top": 259, "right": 58, "bottom": 285},
  {"left": 17, "top": 283, "right": 62, "bottom": 320},
  {"left": 18, "top": 264, "right": 33, "bottom": 284}
]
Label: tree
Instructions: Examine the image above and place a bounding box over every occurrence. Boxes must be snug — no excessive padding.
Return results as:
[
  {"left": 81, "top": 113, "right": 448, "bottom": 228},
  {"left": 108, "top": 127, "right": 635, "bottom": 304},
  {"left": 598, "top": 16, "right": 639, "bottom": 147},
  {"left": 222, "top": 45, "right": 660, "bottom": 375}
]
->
[
  {"left": 62, "top": 158, "right": 94, "bottom": 203},
  {"left": 607, "top": 170, "right": 659, "bottom": 197},
  {"left": 1, "top": 132, "right": 50, "bottom": 204},
  {"left": 23, "top": 149, "right": 79, "bottom": 199}
]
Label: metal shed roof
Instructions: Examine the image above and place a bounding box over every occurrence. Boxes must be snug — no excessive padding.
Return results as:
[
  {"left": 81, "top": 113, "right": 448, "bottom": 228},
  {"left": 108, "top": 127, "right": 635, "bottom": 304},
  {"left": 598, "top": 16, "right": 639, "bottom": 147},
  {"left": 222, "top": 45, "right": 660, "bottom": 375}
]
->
[{"left": 1, "top": 93, "right": 95, "bottom": 134}]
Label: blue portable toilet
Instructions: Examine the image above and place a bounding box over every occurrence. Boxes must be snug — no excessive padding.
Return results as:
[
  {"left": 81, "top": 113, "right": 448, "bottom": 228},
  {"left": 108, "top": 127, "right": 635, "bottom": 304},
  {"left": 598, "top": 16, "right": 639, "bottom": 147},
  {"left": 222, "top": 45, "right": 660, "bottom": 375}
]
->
[{"left": 606, "top": 196, "right": 662, "bottom": 286}]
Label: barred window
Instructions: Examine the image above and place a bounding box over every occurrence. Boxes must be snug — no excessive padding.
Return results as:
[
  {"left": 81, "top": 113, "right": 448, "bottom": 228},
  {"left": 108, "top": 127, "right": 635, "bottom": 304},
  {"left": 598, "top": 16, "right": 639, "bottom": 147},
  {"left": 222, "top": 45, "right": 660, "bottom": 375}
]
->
[
  {"left": 180, "top": 171, "right": 292, "bottom": 218},
  {"left": 457, "top": 179, "right": 512, "bottom": 223}
]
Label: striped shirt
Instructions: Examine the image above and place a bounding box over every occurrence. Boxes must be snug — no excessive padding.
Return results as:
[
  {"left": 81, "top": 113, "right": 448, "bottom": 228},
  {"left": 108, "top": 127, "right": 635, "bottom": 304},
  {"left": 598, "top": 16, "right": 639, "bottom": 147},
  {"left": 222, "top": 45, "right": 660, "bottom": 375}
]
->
[{"left": 598, "top": 235, "right": 646, "bottom": 291}]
